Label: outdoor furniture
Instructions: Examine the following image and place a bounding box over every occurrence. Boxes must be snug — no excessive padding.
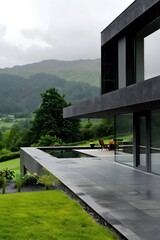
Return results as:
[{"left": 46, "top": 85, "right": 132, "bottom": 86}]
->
[
  {"left": 108, "top": 139, "right": 125, "bottom": 151},
  {"left": 108, "top": 140, "right": 116, "bottom": 150},
  {"left": 99, "top": 139, "right": 108, "bottom": 150}
]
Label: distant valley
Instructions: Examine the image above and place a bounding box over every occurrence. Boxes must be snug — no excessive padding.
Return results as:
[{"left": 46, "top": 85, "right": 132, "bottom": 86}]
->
[{"left": 0, "top": 59, "right": 100, "bottom": 114}]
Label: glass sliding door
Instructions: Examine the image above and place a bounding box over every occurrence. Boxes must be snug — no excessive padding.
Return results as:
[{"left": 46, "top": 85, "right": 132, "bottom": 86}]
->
[
  {"left": 115, "top": 113, "right": 133, "bottom": 166},
  {"left": 151, "top": 110, "right": 160, "bottom": 174},
  {"left": 136, "top": 112, "right": 150, "bottom": 171},
  {"left": 137, "top": 115, "right": 147, "bottom": 168}
]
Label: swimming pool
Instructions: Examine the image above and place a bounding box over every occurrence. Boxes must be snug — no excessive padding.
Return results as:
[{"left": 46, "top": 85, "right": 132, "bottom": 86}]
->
[{"left": 42, "top": 149, "right": 95, "bottom": 158}]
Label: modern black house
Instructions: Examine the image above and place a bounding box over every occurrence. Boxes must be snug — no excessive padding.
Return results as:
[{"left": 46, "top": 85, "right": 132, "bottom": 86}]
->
[{"left": 63, "top": 0, "right": 160, "bottom": 174}]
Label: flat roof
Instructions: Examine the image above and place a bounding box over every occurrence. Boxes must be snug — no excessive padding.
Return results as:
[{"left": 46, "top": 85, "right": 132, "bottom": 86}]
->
[{"left": 101, "top": 0, "right": 160, "bottom": 45}]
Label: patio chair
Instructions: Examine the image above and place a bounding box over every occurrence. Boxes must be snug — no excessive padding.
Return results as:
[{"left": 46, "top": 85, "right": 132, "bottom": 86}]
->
[
  {"left": 108, "top": 140, "right": 116, "bottom": 151},
  {"left": 99, "top": 139, "right": 108, "bottom": 150}
]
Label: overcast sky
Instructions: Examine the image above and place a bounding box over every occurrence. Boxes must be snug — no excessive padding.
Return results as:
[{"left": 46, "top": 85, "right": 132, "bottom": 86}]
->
[{"left": 0, "top": 0, "right": 136, "bottom": 68}]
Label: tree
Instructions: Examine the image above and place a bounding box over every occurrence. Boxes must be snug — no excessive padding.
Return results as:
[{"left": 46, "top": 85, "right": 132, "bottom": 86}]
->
[
  {"left": 2, "top": 126, "right": 32, "bottom": 151},
  {"left": 31, "top": 88, "right": 80, "bottom": 144},
  {"left": 91, "top": 118, "right": 114, "bottom": 139},
  {"left": 0, "top": 130, "right": 3, "bottom": 150},
  {"left": 80, "top": 119, "right": 94, "bottom": 140},
  {"left": 2, "top": 130, "right": 10, "bottom": 149},
  {"left": 33, "top": 135, "right": 62, "bottom": 147}
]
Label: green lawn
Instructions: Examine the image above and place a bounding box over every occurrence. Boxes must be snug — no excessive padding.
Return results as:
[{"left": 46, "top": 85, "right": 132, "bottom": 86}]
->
[
  {"left": 0, "top": 121, "right": 14, "bottom": 129},
  {"left": 0, "top": 158, "right": 20, "bottom": 175},
  {"left": 79, "top": 134, "right": 133, "bottom": 147},
  {"left": 0, "top": 116, "right": 30, "bottom": 130},
  {"left": 0, "top": 191, "right": 117, "bottom": 240}
]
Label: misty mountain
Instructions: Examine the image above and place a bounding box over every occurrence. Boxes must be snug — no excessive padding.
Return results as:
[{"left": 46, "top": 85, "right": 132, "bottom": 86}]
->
[
  {"left": 0, "top": 73, "right": 100, "bottom": 114},
  {"left": 0, "top": 59, "right": 101, "bottom": 87}
]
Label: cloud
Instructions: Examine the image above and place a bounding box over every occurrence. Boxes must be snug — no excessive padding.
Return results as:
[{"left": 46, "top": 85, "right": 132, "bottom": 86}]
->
[
  {"left": 0, "top": 24, "right": 6, "bottom": 38},
  {"left": 0, "top": 0, "right": 135, "bottom": 67}
]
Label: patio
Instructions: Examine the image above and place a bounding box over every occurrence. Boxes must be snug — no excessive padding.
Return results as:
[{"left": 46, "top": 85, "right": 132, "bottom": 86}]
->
[{"left": 21, "top": 147, "right": 160, "bottom": 240}]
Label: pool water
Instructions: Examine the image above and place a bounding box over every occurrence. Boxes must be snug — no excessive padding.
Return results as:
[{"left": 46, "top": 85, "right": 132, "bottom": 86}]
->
[{"left": 43, "top": 149, "right": 94, "bottom": 158}]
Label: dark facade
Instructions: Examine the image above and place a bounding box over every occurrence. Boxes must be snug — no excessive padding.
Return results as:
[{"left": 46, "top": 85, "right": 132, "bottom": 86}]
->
[{"left": 63, "top": 0, "right": 160, "bottom": 174}]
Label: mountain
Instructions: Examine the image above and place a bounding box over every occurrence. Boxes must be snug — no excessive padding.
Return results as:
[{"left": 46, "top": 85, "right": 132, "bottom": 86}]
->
[
  {"left": 0, "top": 73, "right": 100, "bottom": 114},
  {"left": 0, "top": 59, "right": 101, "bottom": 87}
]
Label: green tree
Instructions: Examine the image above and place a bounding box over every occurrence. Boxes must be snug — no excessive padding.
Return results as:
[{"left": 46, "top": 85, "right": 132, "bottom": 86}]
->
[
  {"left": 2, "top": 126, "right": 32, "bottom": 151},
  {"left": 80, "top": 119, "right": 94, "bottom": 140},
  {"left": 91, "top": 118, "right": 114, "bottom": 139},
  {"left": 31, "top": 88, "right": 80, "bottom": 144},
  {"left": 7, "top": 125, "right": 22, "bottom": 151},
  {"left": 0, "top": 130, "right": 3, "bottom": 150},
  {"left": 33, "top": 135, "right": 62, "bottom": 147},
  {"left": 14, "top": 128, "right": 32, "bottom": 149},
  {"left": 2, "top": 130, "right": 10, "bottom": 149}
]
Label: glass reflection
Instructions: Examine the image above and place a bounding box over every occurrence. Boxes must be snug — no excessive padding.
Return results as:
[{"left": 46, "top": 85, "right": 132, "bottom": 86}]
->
[
  {"left": 151, "top": 110, "right": 160, "bottom": 174},
  {"left": 115, "top": 114, "right": 133, "bottom": 166}
]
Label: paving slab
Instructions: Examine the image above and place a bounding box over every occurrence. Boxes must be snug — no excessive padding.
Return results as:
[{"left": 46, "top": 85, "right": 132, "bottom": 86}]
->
[{"left": 21, "top": 148, "right": 160, "bottom": 240}]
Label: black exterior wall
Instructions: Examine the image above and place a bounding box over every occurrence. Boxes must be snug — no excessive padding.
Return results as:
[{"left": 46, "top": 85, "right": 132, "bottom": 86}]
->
[
  {"left": 64, "top": 0, "right": 160, "bottom": 119},
  {"left": 63, "top": 76, "right": 160, "bottom": 119},
  {"left": 101, "top": 0, "right": 160, "bottom": 45},
  {"left": 101, "top": 0, "right": 160, "bottom": 94},
  {"left": 63, "top": 0, "right": 160, "bottom": 174}
]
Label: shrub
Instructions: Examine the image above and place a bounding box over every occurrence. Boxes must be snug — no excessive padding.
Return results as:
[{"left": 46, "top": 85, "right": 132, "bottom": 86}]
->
[
  {"left": 22, "top": 174, "right": 39, "bottom": 186},
  {"left": 0, "top": 176, "right": 3, "bottom": 188},
  {"left": 38, "top": 168, "right": 59, "bottom": 190},
  {"left": 0, "top": 152, "right": 20, "bottom": 163},
  {"left": 32, "top": 135, "right": 63, "bottom": 147},
  {"left": 0, "top": 175, "right": 6, "bottom": 194},
  {"left": 15, "top": 174, "right": 23, "bottom": 192},
  {"left": 0, "top": 168, "right": 15, "bottom": 180},
  {"left": 0, "top": 149, "right": 11, "bottom": 155}
]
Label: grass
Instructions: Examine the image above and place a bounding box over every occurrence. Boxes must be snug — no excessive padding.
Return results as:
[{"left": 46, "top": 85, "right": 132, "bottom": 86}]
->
[
  {"left": 78, "top": 134, "right": 133, "bottom": 147},
  {"left": 0, "top": 191, "right": 118, "bottom": 240},
  {"left": 0, "top": 116, "right": 30, "bottom": 130},
  {"left": 0, "top": 121, "right": 14, "bottom": 129},
  {"left": 0, "top": 158, "right": 20, "bottom": 175}
]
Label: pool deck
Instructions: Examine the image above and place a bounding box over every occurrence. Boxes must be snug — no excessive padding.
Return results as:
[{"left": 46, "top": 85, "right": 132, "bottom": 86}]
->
[{"left": 21, "top": 147, "right": 160, "bottom": 240}]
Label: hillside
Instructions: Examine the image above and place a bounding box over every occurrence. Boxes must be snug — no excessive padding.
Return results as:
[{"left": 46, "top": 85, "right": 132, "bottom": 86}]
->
[
  {"left": 0, "top": 73, "right": 100, "bottom": 114},
  {"left": 0, "top": 59, "right": 101, "bottom": 87}
]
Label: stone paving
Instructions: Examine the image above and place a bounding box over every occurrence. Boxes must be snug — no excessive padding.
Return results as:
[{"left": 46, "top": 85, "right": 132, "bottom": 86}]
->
[{"left": 21, "top": 147, "right": 160, "bottom": 240}]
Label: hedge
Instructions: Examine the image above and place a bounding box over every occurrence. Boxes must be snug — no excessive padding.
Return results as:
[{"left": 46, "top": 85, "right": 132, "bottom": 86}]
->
[{"left": 0, "top": 152, "right": 20, "bottom": 162}]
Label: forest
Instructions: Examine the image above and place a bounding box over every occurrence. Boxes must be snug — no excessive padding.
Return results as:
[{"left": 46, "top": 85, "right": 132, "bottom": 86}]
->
[
  {"left": 0, "top": 59, "right": 110, "bottom": 160},
  {"left": 0, "top": 88, "right": 114, "bottom": 162},
  {"left": 0, "top": 73, "right": 99, "bottom": 114}
]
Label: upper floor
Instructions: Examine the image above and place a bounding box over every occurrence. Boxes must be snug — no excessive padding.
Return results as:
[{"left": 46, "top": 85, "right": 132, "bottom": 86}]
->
[
  {"left": 101, "top": 0, "right": 160, "bottom": 94},
  {"left": 63, "top": 0, "right": 160, "bottom": 119}
]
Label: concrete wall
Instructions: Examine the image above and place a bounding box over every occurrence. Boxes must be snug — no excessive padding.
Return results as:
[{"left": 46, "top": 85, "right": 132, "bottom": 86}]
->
[
  {"left": 64, "top": 0, "right": 160, "bottom": 119},
  {"left": 63, "top": 76, "right": 160, "bottom": 118},
  {"left": 101, "top": 0, "right": 159, "bottom": 45},
  {"left": 20, "top": 148, "right": 46, "bottom": 175}
]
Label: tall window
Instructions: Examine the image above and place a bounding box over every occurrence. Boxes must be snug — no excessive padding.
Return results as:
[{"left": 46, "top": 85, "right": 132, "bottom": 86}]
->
[
  {"left": 144, "top": 29, "right": 160, "bottom": 80},
  {"left": 115, "top": 113, "right": 133, "bottom": 166},
  {"left": 136, "top": 17, "right": 160, "bottom": 82}
]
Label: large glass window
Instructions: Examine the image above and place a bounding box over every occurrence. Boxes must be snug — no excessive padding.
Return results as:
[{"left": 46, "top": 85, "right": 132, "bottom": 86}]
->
[
  {"left": 115, "top": 113, "right": 133, "bottom": 166},
  {"left": 144, "top": 29, "right": 160, "bottom": 80},
  {"left": 151, "top": 110, "right": 160, "bottom": 174},
  {"left": 136, "top": 17, "right": 160, "bottom": 83}
]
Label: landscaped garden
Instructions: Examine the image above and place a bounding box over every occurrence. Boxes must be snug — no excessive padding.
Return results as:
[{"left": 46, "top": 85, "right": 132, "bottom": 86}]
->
[
  {"left": 0, "top": 157, "right": 20, "bottom": 175},
  {"left": 0, "top": 158, "right": 118, "bottom": 240},
  {"left": 0, "top": 190, "right": 118, "bottom": 240}
]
